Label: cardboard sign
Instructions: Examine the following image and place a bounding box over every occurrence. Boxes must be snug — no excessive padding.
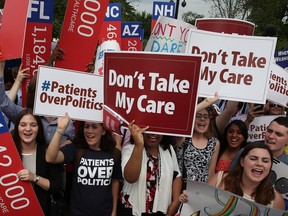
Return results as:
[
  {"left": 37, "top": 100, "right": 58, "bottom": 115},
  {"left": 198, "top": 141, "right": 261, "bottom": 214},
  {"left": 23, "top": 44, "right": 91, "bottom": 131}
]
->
[
  {"left": 99, "top": 3, "right": 122, "bottom": 46},
  {"left": 151, "top": 1, "right": 175, "bottom": 32},
  {"left": 145, "top": 16, "right": 195, "bottom": 53},
  {"left": 247, "top": 115, "right": 283, "bottom": 142},
  {"left": 195, "top": 18, "right": 255, "bottom": 35},
  {"left": 186, "top": 28, "right": 277, "bottom": 104},
  {"left": 34, "top": 66, "right": 104, "bottom": 122},
  {"left": 0, "top": 0, "right": 30, "bottom": 60},
  {"left": 0, "top": 112, "right": 44, "bottom": 215},
  {"left": 267, "top": 63, "right": 288, "bottom": 107},
  {"left": 180, "top": 181, "right": 287, "bottom": 215},
  {"left": 22, "top": 0, "right": 55, "bottom": 107},
  {"left": 121, "top": 22, "right": 143, "bottom": 51},
  {"left": 104, "top": 52, "right": 201, "bottom": 137},
  {"left": 55, "top": 0, "right": 109, "bottom": 71}
]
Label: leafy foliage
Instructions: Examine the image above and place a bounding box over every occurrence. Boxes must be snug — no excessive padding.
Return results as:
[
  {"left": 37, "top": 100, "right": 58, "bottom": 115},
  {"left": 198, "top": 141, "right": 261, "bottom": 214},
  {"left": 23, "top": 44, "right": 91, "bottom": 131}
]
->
[
  {"left": 202, "top": 0, "right": 288, "bottom": 50},
  {"left": 182, "top": 11, "right": 204, "bottom": 25},
  {"left": 245, "top": 0, "right": 288, "bottom": 50}
]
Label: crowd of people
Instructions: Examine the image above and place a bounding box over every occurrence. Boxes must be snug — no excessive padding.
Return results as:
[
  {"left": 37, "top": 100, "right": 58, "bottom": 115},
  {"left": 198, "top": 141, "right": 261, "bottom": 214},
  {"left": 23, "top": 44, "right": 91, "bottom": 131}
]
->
[{"left": 1, "top": 49, "right": 288, "bottom": 216}]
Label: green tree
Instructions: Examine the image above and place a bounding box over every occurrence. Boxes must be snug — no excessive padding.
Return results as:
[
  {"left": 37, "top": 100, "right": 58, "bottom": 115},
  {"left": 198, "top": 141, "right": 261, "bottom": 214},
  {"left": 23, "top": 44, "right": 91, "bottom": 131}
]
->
[
  {"left": 204, "top": 0, "right": 250, "bottom": 19},
  {"left": 134, "top": 11, "right": 152, "bottom": 48},
  {"left": 245, "top": 0, "right": 288, "bottom": 50},
  {"left": 53, "top": 0, "right": 67, "bottom": 39},
  {"left": 182, "top": 11, "right": 204, "bottom": 25}
]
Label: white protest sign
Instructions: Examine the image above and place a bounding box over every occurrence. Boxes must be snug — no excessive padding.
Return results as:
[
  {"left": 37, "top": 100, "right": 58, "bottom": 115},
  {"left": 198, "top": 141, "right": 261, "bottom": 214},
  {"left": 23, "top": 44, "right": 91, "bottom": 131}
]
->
[
  {"left": 145, "top": 16, "right": 195, "bottom": 53},
  {"left": 94, "top": 40, "right": 121, "bottom": 76},
  {"left": 247, "top": 115, "right": 282, "bottom": 142},
  {"left": 34, "top": 66, "right": 104, "bottom": 122},
  {"left": 185, "top": 28, "right": 277, "bottom": 104},
  {"left": 267, "top": 63, "right": 288, "bottom": 108},
  {"left": 180, "top": 180, "right": 287, "bottom": 215}
]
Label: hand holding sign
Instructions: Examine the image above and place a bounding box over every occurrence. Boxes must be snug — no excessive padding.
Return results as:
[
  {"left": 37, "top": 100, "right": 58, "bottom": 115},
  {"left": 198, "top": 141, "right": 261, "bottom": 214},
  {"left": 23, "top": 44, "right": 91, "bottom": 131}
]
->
[{"left": 128, "top": 120, "right": 149, "bottom": 147}]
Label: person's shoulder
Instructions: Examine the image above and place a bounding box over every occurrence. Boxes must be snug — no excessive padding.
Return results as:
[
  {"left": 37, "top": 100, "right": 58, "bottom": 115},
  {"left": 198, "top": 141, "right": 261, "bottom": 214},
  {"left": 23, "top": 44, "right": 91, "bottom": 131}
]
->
[
  {"left": 278, "top": 152, "right": 288, "bottom": 165},
  {"left": 273, "top": 189, "right": 285, "bottom": 210}
]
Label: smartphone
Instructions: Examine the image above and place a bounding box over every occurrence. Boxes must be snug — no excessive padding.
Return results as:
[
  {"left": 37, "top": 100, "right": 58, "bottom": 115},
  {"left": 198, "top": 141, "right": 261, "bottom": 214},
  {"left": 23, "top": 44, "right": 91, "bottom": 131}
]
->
[{"left": 254, "top": 104, "right": 264, "bottom": 112}]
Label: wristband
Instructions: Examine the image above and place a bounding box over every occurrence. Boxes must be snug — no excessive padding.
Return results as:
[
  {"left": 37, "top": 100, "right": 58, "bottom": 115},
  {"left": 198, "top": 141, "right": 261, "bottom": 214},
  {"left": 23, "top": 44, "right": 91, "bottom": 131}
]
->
[{"left": 56, "top": 129, "right": 65, "bottom": 136}]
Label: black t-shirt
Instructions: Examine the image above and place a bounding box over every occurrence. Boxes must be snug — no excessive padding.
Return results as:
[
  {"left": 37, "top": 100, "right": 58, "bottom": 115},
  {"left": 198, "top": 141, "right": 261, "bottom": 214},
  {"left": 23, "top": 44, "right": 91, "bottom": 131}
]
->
[{"left": 61, "top": 144, "right": 122, "bottom": 216}]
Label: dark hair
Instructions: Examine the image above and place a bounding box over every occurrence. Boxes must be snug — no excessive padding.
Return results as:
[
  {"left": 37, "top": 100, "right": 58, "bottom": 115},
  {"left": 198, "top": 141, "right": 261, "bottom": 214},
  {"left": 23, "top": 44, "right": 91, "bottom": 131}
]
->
[
  {"left": 270, "top": 116, "right": 288, "bottom": 128},
  {"left": 73, "top": 121, "right": 116, "bottom": 152},
  {"left": 218, "top": 120, "right": 248, "bottom": 160},
  {"left": 12, "top": 108, "right": 46, "bottom": 158},
  {"left": 130, "top": 134, "right": 174, "bottom": 151},
  {"left": 223, "top": 142, "right": 274, "bottom": 205}
]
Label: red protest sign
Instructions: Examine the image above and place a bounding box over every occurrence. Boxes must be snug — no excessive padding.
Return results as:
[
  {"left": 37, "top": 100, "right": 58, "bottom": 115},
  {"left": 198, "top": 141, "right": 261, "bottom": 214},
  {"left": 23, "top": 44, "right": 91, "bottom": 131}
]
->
[
  {"left": 104, "top": 52, "right": 201, "bottom": 136},
  {"left": 55, "top": 0, "right": 109, "bottom": 71},
  {"left": 121, "top": 22, "right": 142, "bottom": 51},
  {"left": 99, "top": 3, "right": 122, "bottom": 46},
  {"left": 195, "top": 18, "right": 255, "bottom": 35},
  {"left": 0, "top": 0, "right": 30, "bottom": 60},
  {"left": 0, "top": 113, "right": 44, "bottom": 216},
  {"left": 22, "top": 0, "right": 55, "bottom": 107}
]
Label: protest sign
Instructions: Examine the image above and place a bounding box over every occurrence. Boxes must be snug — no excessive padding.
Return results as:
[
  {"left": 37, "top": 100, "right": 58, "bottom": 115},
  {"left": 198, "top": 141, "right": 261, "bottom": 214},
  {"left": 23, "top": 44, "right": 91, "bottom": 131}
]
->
[
  {"left": 121, "top": 22, "right": 143, "bottom": 51},
  {"left": 98, "top": 3, "right": 122, "bottom": 46},
  {"left": 195, "top": 18, "right": 255, "bottom": 35},
  {"left": 271, "top": 158, "right": 288, "bottom": 206},
  {"left": 22, "top": 0, "right": 55, "bottom": 107},
  {"left": 267, "top": 63, "right": 288, "bottom": 107},
  {"left": 94, "top": 40, "right": 120, "bottom": 76},
  {"left": 103, "top": 105, "right": 127, "bottom": 135},
  {"left": 0, "top": 112, "right": 44, "bottom": 215},
  {"left": 186, "top": 28, "right": 277, "bottom": 104},
  {"left": 55, "top": 0, "right": 109, "bottom": 71},
  {"left": 34, "top": 66, "right": 103, "bottom": 122},
  {"left": 247, "top": 115, "right": 282, "bottom": 142},
  {"left": 275, "top": 48, "right": 288, "bottom": 70},
  {"left": 145, "top": 16, "right": 195, "bottom": 53},
  {"left": 0, "top": 0, "right": 30, "bottom": 60},
  {"left": 151, "top": 1, "right": 175, "bottom": 31},
  {"left": 104, "top": 51, "right": 201, "bottom": 136},
  {"left": 180, "top": 180, "right": 287, "bottom": 215}
]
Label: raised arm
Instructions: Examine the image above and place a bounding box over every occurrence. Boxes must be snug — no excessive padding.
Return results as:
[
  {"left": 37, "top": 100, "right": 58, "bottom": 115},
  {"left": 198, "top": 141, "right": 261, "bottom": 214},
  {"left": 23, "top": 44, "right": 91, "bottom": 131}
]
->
[
  {"left": 0, "top": 61, "right": 23, "bottom": 122},
  {"left": 7, "top": 65, "right": 29, "bottom": 102},
  {"left": 45, "top": 113, "right": 70, "bottom": 164},
  {"left": 196, "top": 92, "right": 218, "bottom": 112},
  {"left": 215, "top": 100, "right": 238, "bottom": 136},
  {"left": 123, "top": 120, "right": 149, "bottom": 183}
]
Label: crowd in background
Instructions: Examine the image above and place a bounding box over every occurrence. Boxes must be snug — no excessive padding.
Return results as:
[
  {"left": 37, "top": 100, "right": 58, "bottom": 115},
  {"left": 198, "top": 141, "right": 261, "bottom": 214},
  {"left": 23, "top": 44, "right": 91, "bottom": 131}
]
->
[{"left": 1, "top": 48, "right": 288, "bottom": 216}]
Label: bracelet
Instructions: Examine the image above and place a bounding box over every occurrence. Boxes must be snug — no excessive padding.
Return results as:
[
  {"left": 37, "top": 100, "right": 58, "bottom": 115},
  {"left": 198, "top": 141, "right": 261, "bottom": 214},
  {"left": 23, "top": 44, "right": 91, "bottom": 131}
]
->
[
  {"left": 56, "top": 129, "right": 65, "bottom": 136},
  {"left": 34, "top": 175, "right": 40, "bottom": 183}
]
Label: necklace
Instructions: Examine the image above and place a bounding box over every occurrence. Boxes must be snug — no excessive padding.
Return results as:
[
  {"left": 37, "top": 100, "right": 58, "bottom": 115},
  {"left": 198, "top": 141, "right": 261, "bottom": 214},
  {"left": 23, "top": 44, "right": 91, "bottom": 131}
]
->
[{"left": 146, "top": 148, "right": 161, "bottom": 190}]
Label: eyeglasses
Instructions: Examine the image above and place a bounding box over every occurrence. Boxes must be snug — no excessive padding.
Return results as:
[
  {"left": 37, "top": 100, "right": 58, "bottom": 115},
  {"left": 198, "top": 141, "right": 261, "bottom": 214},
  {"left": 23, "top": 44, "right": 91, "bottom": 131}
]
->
[
  {"left": 195, "top": 114, "right": 210, "bottom": 120},
  {"left": 269, "top": 103, "right": 281, "bottom": 108}
]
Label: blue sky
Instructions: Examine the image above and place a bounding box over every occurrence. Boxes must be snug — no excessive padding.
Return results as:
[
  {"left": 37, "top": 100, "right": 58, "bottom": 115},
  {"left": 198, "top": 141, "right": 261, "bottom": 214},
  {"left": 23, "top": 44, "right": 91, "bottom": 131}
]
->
[{"left": 130, "top": 0, "right": 213, "bottom": 19}]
